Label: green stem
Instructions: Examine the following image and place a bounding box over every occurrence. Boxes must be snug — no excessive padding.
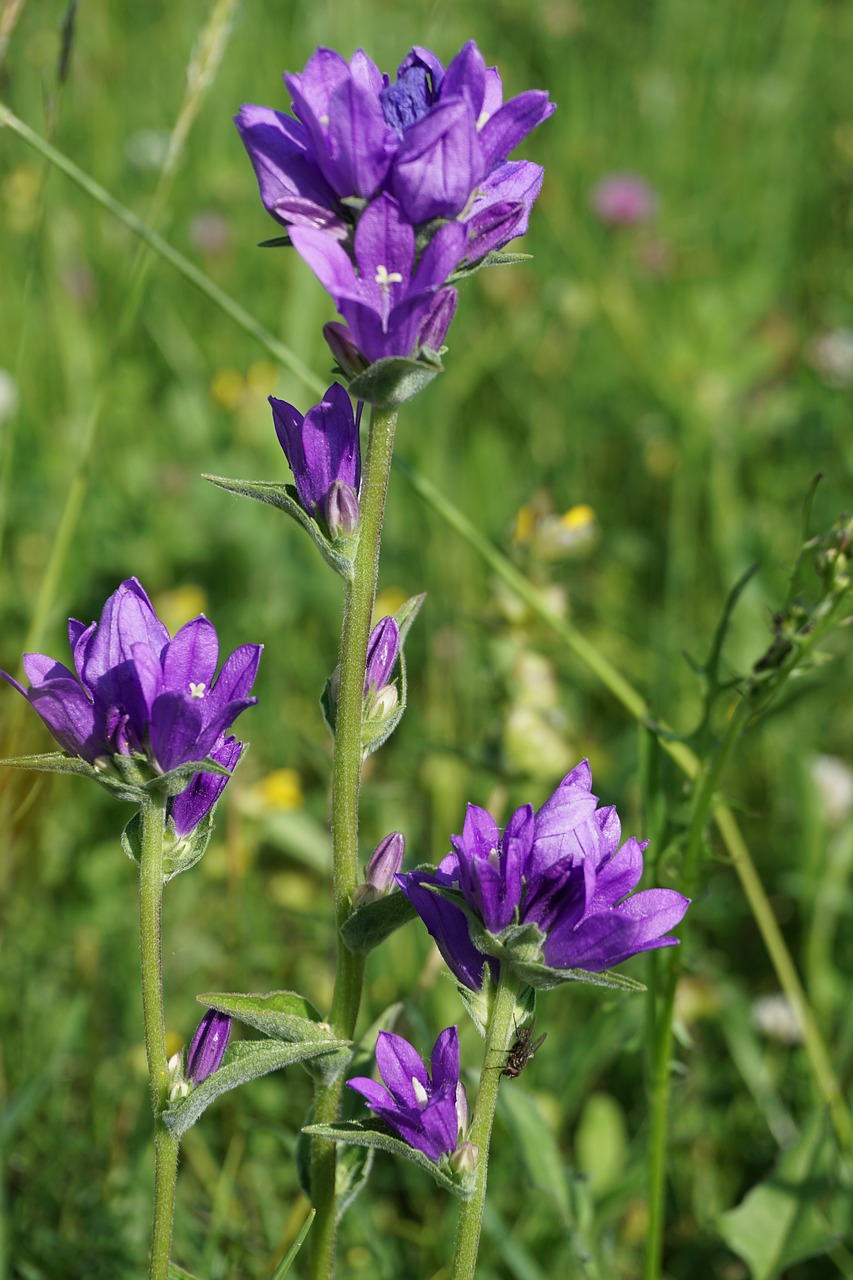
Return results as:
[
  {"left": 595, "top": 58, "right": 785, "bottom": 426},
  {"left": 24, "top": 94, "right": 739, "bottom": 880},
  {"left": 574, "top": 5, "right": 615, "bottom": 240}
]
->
[
  {"left": 644, "top": 701, "right": 748, "bottom": 1280},
  {"left": 398, "top": 456, "right": 853, "bottom": 1154},
  {"left": 451, "top": 971, "right": 518, "bottom": 1280},
  {"left": 309, "top": 404, "right": 398, "bottom": 1280},
  {"left": 139, "top": 793, "right": 179, "bottom": 1280}
]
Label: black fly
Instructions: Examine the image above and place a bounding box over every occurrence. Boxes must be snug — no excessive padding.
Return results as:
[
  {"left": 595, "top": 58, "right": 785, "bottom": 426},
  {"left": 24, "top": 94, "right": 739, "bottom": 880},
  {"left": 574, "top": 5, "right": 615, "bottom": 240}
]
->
[{"left": 502, "top": 1018, "right": 547, "bottom": 1079}]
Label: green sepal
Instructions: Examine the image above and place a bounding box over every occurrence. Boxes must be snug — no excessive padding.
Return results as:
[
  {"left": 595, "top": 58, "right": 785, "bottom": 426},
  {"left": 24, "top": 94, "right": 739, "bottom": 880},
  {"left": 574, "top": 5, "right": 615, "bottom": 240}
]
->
[
  {"left": 0, "top": 750, "right": 100, "bottom": 779},
  {"left": 347, "top": 354, "right": 442, "bottom": 408},
  {"left": 258, "top": 234, "right": 292, "bottom": 249},
  {"left": 448, "top": 249, "right": 533, "bottom": 284},
  {"left": 121, "top": 807, "right": 217, "bottom": 882},
  {"left": 340, "top": 887, "right": 418, "bottom": 954},
  {"left": 163, "top": 1039, "right": 348, "bottom": 1138},
  {"left": 203, "top": 474, "right": 356, "bottom": 579},
  {"left": 302, "top": 1121, "right": 475, "bottom": 1200},
  {"left": 197, "top": 990, "right": 351, "bottom": 1081},
  {"left": 509, "top": 957, "right": 647, "bottom": 994}
]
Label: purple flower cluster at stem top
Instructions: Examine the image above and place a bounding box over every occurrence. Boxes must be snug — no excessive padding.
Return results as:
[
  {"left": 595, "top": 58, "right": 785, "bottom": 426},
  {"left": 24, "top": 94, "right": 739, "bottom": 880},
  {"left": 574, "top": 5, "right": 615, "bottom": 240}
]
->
[
  {"left": 270, "top": 381, "right": 362, "bottom": 534},
  {"left": 348, "top": 1026, "right": 470, "bottom": 1162},
  {"left": 235, "top": 41, "right": 554, "bottom": 364},
  {"left": 1, "top": 579, "right": 261, "bottom": 834},
  {"left": 399, "top": 761, "right": 690, "bottom": 991}
]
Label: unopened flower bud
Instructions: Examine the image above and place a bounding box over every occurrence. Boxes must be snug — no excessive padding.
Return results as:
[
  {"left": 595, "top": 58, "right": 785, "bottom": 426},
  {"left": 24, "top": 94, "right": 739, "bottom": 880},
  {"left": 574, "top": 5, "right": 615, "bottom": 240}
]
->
[
  {"left": 362, "top": 831, "right": 405, "bottom": 899},
  {"left": 326, "top": 480, "right": 360, "bottom": 538},
  {"left": 324, "top": 322, "right": 369, "bottom": 378},
  {"left": 450, "top": 1140, "right": 480, "bottom": 1175},
  {"left": 186, "top": 1009, "right": 231, "bottom": 1084},
  {"left": 365, "top": 617, "right": 400, "bottom": 695}
]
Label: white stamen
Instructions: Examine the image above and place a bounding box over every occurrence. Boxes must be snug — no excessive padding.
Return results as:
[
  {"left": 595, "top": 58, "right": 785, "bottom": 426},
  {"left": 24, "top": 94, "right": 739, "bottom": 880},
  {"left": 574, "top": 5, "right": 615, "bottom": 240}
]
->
[
  {"left": 189, "top": 682, "right": 206, "bottom": 699},
  {"left": 411, "top": 1076, "right": 429, "bottom": 1109},
  {"left": 375, "top": 264, "right": 403, "bottom": 291},
  {"left": 319, "top": 114, "right": 330, "bottom": 127}
]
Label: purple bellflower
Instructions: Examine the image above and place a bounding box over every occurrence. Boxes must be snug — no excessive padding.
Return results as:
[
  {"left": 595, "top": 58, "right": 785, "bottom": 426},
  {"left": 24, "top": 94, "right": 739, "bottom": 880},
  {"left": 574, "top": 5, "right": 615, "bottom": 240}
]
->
[
  {"left": 289, "top": 193, "right": 465, "bottom": 364},
  {"left": 353, "top": 830, "right": 405, "bottom": 906},
  {"left": 1, "top": 578, "right": 261, "bottom": 797},
  {"left": 270, "top": 382, "right": 362, "bottom": 534},
  {"left": 399, "top": 760, "right": 690, "bottom": 991},
  {"left": 364, "top": 615, "right": 400, "bottom": 717},
  {"left": 348, "top": 1026, "right": 472, "bottom": 1163},
  {"left": 187, "top": 1009, "right": 232, "bottom": 1084}
]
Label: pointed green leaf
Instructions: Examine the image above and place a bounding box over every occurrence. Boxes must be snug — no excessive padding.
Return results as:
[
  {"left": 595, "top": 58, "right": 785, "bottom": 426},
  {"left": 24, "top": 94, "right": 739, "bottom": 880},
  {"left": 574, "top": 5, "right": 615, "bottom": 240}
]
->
[
  {"left": 0, "top": 750, "right": 96, "bottom": 778},
  {"left": 146, "top": 754, "right": 233, "bottom": 798},
  {"left": 197, "top": 990, "right": 350, "bottom": 1080},
  {"left": 340, "top": 889, "right": 418, "bottom": 954},
  {"left": 258, "top": 234, "right": 292, "bottom": 249},
  {"left": 348, "top": 355, "right": 441, "bottom": 408},
  {"left": 269, "top": 1207, "right": 315, "bottom": 1278},
  {"left": 164, "top": 1039, "right": 349, "bottom": 1138},
  {"left": 302, "top": 1121, "right": 474, "bottom": 1199},
  {"left": 448, "top": 249, "right": 533, "bottom": 283},
  {"left": 510, "top": 958, "right": 647, "bottom": 994},
  {"left": 203, "top": 474, "right": 355, "bottom": 578}
]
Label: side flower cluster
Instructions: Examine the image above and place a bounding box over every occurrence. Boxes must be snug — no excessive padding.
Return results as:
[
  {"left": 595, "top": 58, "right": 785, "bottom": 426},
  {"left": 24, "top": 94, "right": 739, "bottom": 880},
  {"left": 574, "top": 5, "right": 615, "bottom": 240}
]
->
[
  {"left": 399, "top": 760, "right": 690, "bottom": 991},
  {"left": 348, "top": 1026, "right": 475, "bottom": 1168},
  {"left": 1, "top": 578, "right": 261, "bottom": 835},
  {"left": 236, "top": 41, "right": 554, "bottom": 365}
]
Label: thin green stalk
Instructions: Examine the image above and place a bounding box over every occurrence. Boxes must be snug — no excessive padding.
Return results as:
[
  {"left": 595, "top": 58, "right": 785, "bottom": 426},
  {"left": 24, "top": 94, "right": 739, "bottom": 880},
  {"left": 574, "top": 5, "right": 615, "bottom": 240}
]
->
[
  {"left": 309, "top": 404, "right": 398, "bottom": 1280},
  {"left": 644, "top": 700, "right": 749, "bottom": 1280},
  {"left": 451, "top": 971, "right": 518, "bottom": 1280},
  {"left": 397, "top": 456, "right": 853, "bottom": 1152},
  {"left": 138, "top": 793, "right": 179, "bottom": 1280}
]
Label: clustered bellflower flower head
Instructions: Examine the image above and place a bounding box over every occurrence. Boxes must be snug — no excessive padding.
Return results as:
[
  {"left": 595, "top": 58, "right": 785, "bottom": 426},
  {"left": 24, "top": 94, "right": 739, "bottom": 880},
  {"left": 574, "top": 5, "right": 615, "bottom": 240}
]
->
[
  {"left": 348, "top": 1026, "right": 475, "bottom": 1167},
  {"left": 235, "top": 41, "right": 554, "bottom": 367},
  {"left": 399, "top": 760, "right": 690, "bottom": 991},
  {"left": 270, "top": 381, "right": 362, "bottom": 536},
  {"left": 1, "top": 578, "right": 261, "bottom": 833}
]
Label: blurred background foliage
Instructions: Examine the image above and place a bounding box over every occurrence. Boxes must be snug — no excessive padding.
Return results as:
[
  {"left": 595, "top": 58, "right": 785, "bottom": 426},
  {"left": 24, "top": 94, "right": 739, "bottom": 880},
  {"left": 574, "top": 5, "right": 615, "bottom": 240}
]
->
[{"left": 1, "top": 0, "right": 853, "bottom": 1276}]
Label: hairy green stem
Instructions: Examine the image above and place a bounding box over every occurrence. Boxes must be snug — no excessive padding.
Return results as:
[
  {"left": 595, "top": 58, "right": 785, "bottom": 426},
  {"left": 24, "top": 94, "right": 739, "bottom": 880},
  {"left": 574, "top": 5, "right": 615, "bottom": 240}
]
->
[
  {"left": 451, "top": 971, "right": 518, "bottom": 1280},
  {"left": 139, "top": 794, "right": 179, "bottom": 1280},
  {"left": 398, "top": 456, "right": 853, "bottom": 1153},
  {"left": 309, "top": 404, "right": 398, "bottom": 1280}
]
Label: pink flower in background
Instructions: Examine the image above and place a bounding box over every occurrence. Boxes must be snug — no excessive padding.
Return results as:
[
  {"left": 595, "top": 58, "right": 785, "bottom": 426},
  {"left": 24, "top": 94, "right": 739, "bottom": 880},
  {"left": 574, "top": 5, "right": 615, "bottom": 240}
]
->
[{"left": 590, "top": 173, "right": 657, "bottom": 226}]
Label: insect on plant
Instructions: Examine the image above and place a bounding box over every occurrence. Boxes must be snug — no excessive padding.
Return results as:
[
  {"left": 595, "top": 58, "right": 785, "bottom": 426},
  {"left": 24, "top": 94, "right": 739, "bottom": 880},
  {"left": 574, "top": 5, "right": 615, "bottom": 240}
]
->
[{"left": 502, "top": 1019, "right": 548, "bottom": 1080}]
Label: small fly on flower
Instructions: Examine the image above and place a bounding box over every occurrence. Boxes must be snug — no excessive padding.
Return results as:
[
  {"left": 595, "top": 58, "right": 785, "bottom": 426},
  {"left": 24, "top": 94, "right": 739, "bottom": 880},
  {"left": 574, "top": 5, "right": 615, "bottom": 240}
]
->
[{"left": 501, "top": 1018, "right": 547, "bottom": 1080}]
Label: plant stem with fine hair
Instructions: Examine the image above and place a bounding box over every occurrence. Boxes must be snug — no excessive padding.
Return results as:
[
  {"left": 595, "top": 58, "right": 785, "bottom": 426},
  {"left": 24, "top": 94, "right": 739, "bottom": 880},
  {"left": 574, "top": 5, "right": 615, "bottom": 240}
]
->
[{"left": 309, "top": 403, "right": 399, "bottom": 1280}]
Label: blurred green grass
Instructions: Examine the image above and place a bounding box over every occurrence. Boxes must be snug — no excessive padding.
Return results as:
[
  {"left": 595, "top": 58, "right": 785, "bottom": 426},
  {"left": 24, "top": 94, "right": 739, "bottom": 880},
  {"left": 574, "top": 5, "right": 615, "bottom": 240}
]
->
[{"left": 2, "top": 0, "right": 853, "bottom": 1276}]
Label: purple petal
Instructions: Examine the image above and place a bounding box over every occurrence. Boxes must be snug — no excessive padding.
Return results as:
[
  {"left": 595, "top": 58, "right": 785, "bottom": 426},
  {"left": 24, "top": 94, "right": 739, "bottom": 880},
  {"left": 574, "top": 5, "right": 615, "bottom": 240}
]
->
[
  {"left": 347, "top": 1076, "right": 393, "bottom": 1109},
  {"left": 22, "top": 653, "right": 78, "bottom": 687},
  {"left": 170, "top": 734, "right": 242, "bottom": 838},
  {"left": 528, "top": 760, "right": 600, "bottom": 876},
  {"left": 430, "top": 1026, "right": 460, "bottom": 1094},
  {"left": 81, "top": 579, "right": 167, "bottom": 695},
  {"left": 234, "top": 104, "right": 346, "bottom": 236},
  {"left": 289, "top": 225, "right": 361, "bottom": 305},
  {"left": 440, "top": 41, "right": 487, "bottom": 118},
  {"left": 390, "top": 97, "right": 485, "bottom": 224},
  {"left": 417, "top": 288, "right": 458, "bottom": 353},
  {"left": 353, "top": 195, "right": 415, "bottom": 318},
  {"left": 326, "top": 76, "right": 393, "bottom": 199},
  {"left": 130, "top": 640, "right": 165, "bottom": 717},
  {"left": 478, "top": 90, "right": 555, "bottom": 169},
  {"left": 452, "top": 803, "right": 500, "bottom": 861},
  {"left": 365, "top": 617, "right": 400, "bottom": 693},
  {"left": 587, "top": 835, "right": 645, "bottom": 911},
  {"left": 17, "top": 676, "right": 99, "bottom": 760},
  {"left": 500, "top": 804, "right": 533, "bottom": 914},
  {"left": 398, "top": 871, "right": 495, "bottom": 991},
  {"left": 411, "top": 220, "right": 468, "bottom": 293},
  {"left": 481, "top": 66, "right": 503, "bottom": 120},
  {"left": 615, "top": 887, "right": 691, "bottom": 941},
  {"left": 375, "top": 1030, "right": 430, "bottom": 1105},
  {"left": 149, "top": 692, "right": 204, "bottom": 772},
  {"left": 187, "top": 1009, "right": 231, "bottom": 1083},
  {"left": 162, "top": 617, "right": 219, "bottom": 700},
  {"left": 207, "top": 644, "right": 262, "bottom": 710}
]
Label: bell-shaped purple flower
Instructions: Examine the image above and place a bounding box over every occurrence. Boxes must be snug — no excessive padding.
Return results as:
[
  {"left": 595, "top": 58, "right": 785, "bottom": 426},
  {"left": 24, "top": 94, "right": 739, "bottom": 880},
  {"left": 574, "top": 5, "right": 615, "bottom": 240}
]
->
[
  {"left": 347, "top": 1026, "right": 469, "bottom": 1162},
  {"left": 187, "top": 1009, "right": 231, "bottom": 1083},
  {"left": 399, "top": 760, "right": 690, "bottom": 990},
  {"left": 270, "top": 382, "right": 362, "bottom": 532},
  {"left": 1, "top": 578, "right": 261, "bottom": 778},
  {"left": 290, "top": 193, "right": 465, "bottom": 364}
]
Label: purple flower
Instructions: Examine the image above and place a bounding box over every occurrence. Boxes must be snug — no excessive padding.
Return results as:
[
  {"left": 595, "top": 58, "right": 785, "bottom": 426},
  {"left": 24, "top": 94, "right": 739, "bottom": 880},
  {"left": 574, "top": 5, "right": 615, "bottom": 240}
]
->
[
  {"left": 399, "top": 760, "right": 690, "bottom": 990},
  {"left": 347, "top": 1026, "right": 470, "bottom": 1162},
  {"left": 270, "top": 382, "right": 362, "bottom": 533},
  {"left": 187, "top": 1009, "right": 231, "bottom": 1083},
  {"left": 170, "top": 733, "right": 243, "bottom": 838},
  {"left": 236, "top": 40, "right": 553, "bottom": 264},
  {"left": 290, "top": 193, "right": 465, "bottom": 363},
  {"left": 353, "top": 830, "right": 405, "bottom": 905},
  {"left": 1, "top": 578, "right": 261, "bottom": 777},
  {"left": 590, "top": 173, "right": 658, "bottom": 226}
]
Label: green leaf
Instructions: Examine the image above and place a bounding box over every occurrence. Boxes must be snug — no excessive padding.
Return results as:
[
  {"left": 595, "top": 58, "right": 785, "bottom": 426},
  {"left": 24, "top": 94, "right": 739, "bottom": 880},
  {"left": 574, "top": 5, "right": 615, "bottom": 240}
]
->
[
  {"left": 197, "top": 990, "right": 350, "bottom": 1080},
  {"left": 168, "top": 1264, "right": 201, "bottom": 1280},
  {"left": 0, "top": 750, "right": 96, "bottom": 778},
  {"left": 203, "top": 474, "right": 355, "bottom": 578},
  {"left": 348, "top": 354, "right": 442, "bottom": 407},
  {"left": 268, "top": 1207, "right": 314, "bottom": 1278},
  {"left": 509, "top": 958, "right": 647, "bottom": 994},
  {"left": 717, "top": 1114, "right": 849, "bottom": 1279},
  {"left": 258, "top": 234, "right": 292, "bottom": 249},
  {"left": 164, "top": 1039, "right": 348, "bottom": 1138},
  {"left": 448, "top": 249, "right": 533, "bottom": 282},
  {"left": 340, "top": 888, "right": 418, "bottom": 954},
  {"left": 302, "top": 1121, "right": 474, "bottom": 1200}
]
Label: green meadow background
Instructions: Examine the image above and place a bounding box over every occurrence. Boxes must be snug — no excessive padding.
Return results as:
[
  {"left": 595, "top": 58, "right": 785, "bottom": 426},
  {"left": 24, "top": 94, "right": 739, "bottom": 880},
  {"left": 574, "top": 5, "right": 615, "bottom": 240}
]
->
[{"left": 2, "top": 1, "right": 853, "bottom": 1276}]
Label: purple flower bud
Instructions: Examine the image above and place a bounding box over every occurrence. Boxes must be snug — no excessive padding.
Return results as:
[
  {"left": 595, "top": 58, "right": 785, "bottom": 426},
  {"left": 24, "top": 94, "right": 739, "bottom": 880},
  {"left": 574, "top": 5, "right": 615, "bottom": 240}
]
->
[
  {"left": 270, "top": 383, "right": 362, "bottom": 525},
  {"left": 364, "top": 617, "right": 400, "bottom": 695},
  {"left": 323, "top": 322, "right": 369, "bottom": 378},
  {"left": 590, "top": 173, "right": 657, "bottom": 226},
  {"left": 325, "top": 480, "right": 360, "bottom": 538},
  {"left": 186, "top": 1009, "right": 231, "bottom": 1084},
  {"left": 366, "top": 831, "right": 405, "bottom": 894}
]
